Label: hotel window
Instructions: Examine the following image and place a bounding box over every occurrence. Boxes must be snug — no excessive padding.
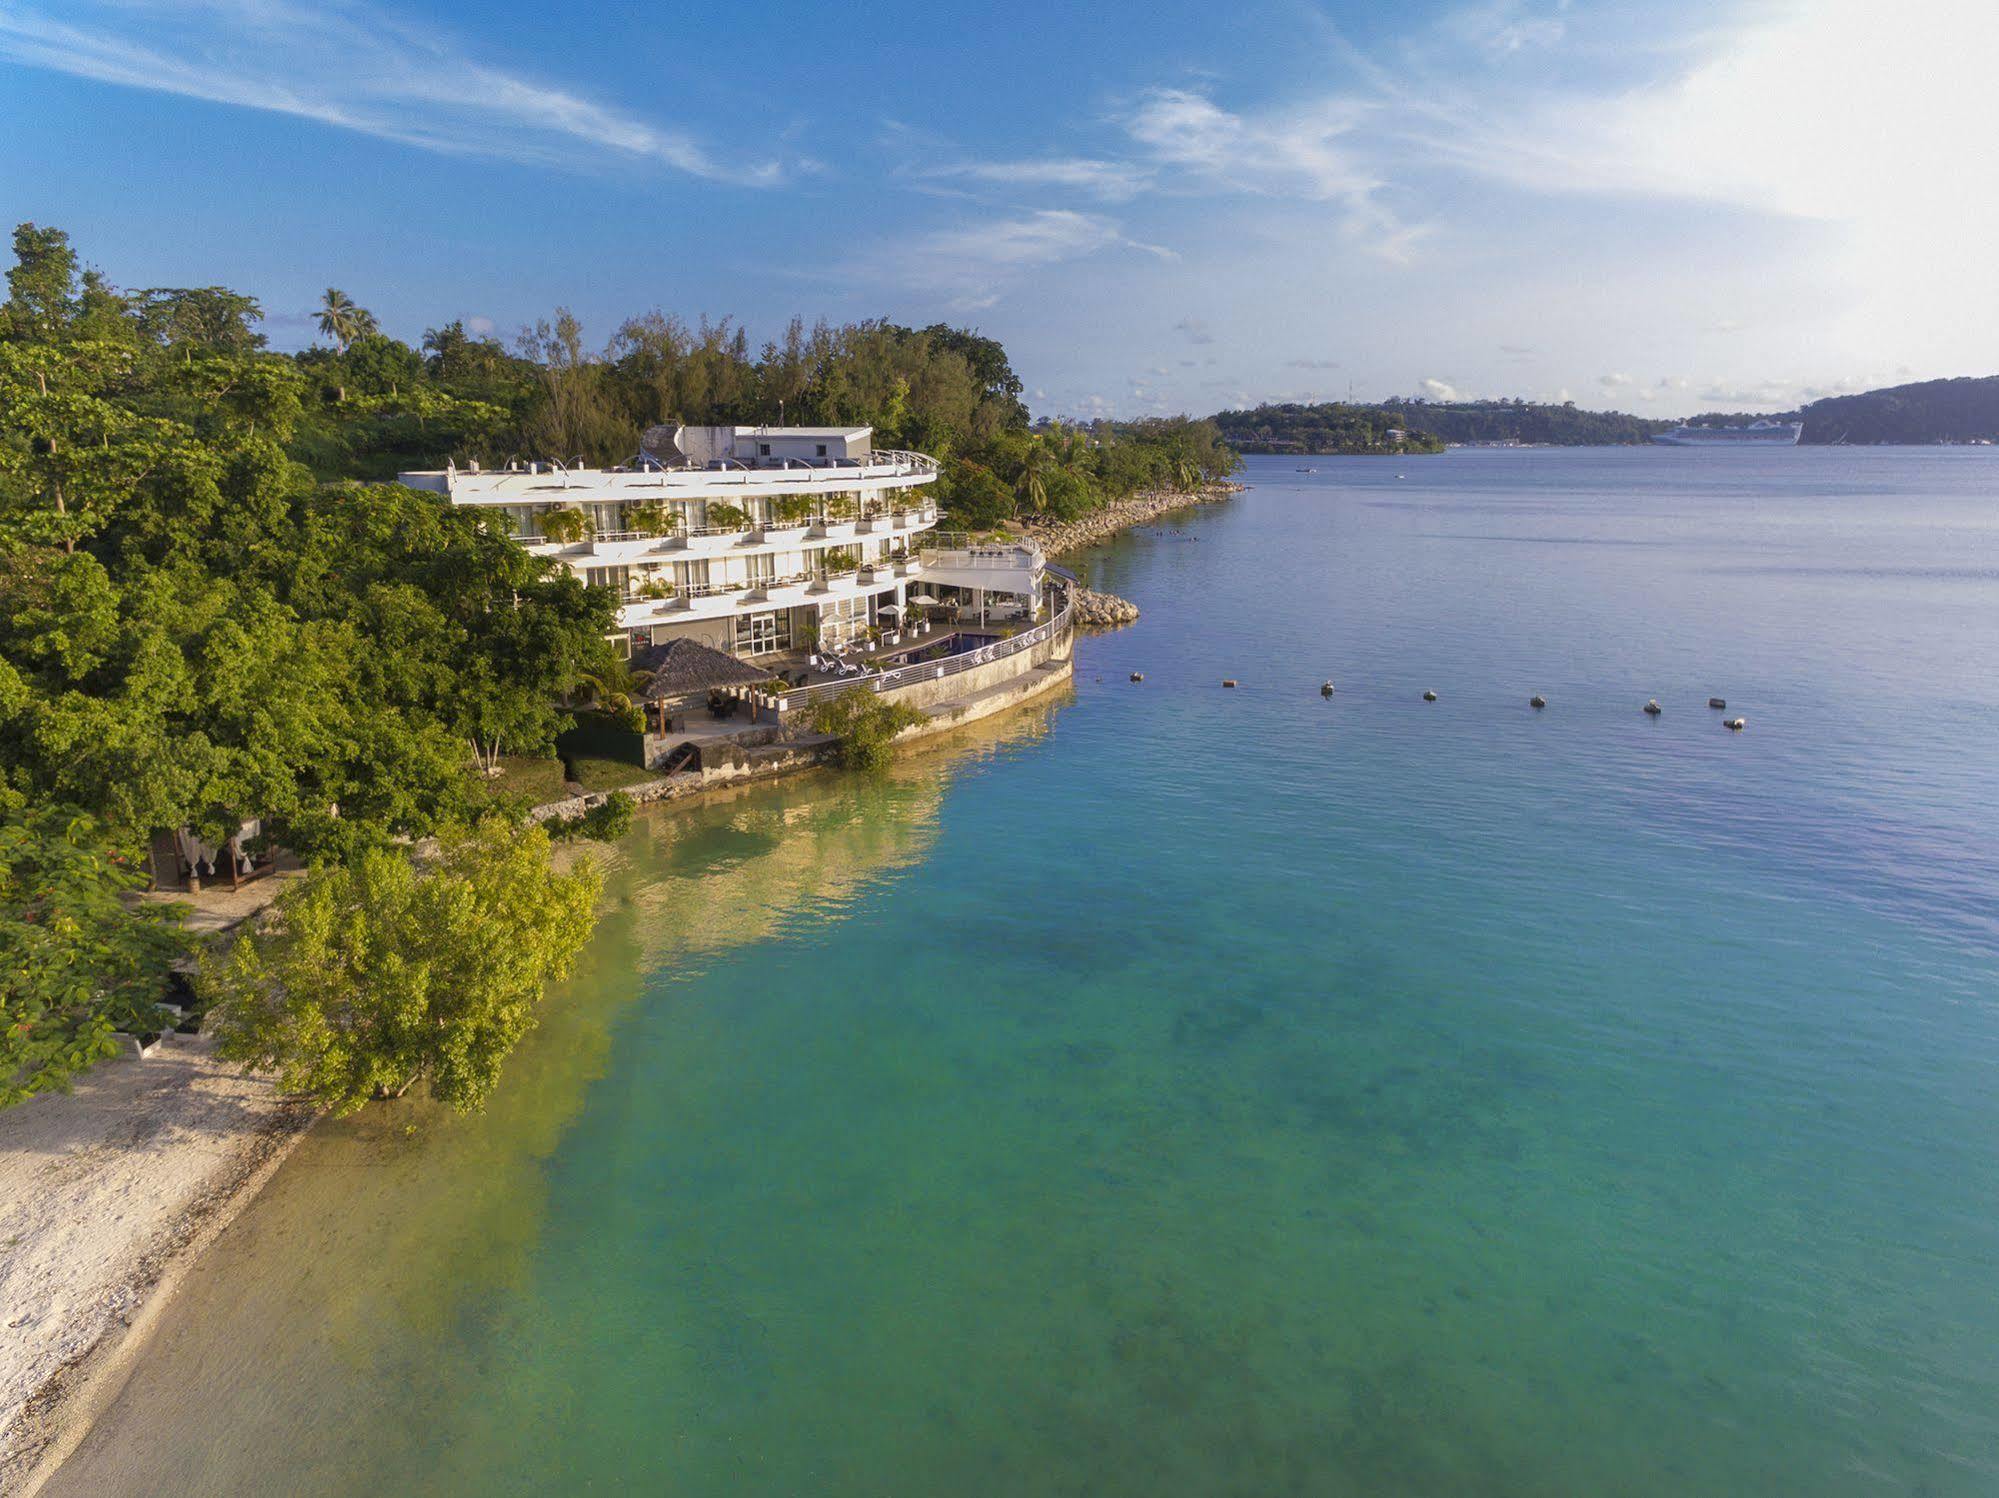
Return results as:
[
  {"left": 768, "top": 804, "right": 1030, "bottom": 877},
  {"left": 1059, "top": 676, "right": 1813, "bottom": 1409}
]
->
[
  {"left": 584, "top": 566, "right": 629, "bottom": 595},
  {"left": 816, "top": 444, "right": 828, "bottom": 457},
  {"left": 758, "top": 442, "right": 771, "bottom": 456},
  {"left": 733, "top": 609, "right": 790, "bottom": 657}
]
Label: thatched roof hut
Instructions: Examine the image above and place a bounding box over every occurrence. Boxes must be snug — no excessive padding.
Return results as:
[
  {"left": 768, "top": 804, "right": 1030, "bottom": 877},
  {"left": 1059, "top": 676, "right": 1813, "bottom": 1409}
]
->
[{"left": 633, "top": 638, "right": 769, "bottom": 702}]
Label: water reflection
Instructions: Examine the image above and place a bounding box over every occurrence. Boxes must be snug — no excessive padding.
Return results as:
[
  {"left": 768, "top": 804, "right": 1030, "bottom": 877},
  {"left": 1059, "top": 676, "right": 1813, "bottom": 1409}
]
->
[{"left": 46, "top": 699, "right": 1065, "bottom": 1498}]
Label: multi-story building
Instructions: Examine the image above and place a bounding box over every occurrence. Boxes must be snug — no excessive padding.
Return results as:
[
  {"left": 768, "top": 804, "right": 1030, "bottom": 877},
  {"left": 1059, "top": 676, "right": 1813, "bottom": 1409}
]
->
[{"left": 400, "top": 425, "right": 1017, "bottom": 661}]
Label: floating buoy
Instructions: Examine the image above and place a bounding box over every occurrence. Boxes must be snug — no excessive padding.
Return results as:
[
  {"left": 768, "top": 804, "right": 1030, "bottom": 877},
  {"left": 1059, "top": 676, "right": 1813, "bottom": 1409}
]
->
[
  {"left": 1320, "top": 681, "right": 1335, "bottom": 697},
  {"left": 1129, "top": 672, "right": 1144, "bottom": 683},
  {"left": 1643, "top": 699, "right": 1662, "bottom": 716},
  {"left": 1708, "top": 697, "right": 1727, "bottom": 710},
  {"left": 1726, "top": 717, "right": 1746, "bottom": 731},
  {"left": 1530, "top": 694, "right": 1547, "bottom": 709},
  {"left": 1423, "top": 690, "right": 1437, "bottom": 702},
  {"left": 1223, "top": 679, "right": 1238, "bottom": 689}
]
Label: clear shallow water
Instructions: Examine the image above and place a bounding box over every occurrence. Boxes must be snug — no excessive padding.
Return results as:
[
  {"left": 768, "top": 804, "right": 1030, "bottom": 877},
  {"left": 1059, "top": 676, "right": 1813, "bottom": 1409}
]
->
[{"left": 51, "top": 449, "right": 1999, "bottom": 1495}]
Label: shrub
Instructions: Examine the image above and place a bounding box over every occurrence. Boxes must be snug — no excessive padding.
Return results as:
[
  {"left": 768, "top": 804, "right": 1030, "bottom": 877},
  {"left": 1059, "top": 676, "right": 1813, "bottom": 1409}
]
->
[
  {"left": 549, "top": 791, "right": 635, "bottom": 844},
  {"left": 809, "top": 688, "right": 927, "bottom": 772},
  {"left": 705, "top": 501, "right": 748, "bottom": 531},
  {"left": 205, "top": 818, "right": 599, "bottom": 1116}
]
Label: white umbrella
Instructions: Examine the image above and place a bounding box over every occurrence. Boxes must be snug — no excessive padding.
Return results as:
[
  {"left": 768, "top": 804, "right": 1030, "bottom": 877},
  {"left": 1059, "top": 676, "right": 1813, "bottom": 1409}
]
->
[{"left": 908, "top": 591, "right": 941, "bottom": 606}]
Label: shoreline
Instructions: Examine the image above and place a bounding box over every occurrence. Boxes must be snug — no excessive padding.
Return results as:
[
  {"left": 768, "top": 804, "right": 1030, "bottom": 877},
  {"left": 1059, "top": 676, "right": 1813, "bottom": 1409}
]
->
[
  {"left": 0, "top": 481, "right": 1237, "bottom": 1495},
  {"left": 0, "top": 1033, "right": 315, "bottom": 1497},
  {"left": 1018, "top": 480, "right": 1244, "bottom": 559}
]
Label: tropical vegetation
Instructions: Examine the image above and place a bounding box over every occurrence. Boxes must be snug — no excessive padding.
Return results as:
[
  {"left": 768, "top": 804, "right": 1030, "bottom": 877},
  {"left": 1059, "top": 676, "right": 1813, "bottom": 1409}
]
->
[
  {"left": 0, "top": 219, "right": 1235, "bottom": 1107},
  {"left": 204, "top": 819, "right": 598, "bottom": 1116}
]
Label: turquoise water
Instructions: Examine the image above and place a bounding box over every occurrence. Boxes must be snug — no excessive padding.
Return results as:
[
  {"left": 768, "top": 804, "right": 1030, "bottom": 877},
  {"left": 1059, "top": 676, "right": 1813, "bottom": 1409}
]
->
[{"left": 52, "top": 450, "right": 1999, "bottom": 1494}]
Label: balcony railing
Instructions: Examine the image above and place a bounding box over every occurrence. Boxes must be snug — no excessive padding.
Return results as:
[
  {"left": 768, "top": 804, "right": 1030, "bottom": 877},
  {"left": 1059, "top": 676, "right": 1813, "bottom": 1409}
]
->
[{"left": 766, "top": 582, "right": 1073, "bottom": 713}]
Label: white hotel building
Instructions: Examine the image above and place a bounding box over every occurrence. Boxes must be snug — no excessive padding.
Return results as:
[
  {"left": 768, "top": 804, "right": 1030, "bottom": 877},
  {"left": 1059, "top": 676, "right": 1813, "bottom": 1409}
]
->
[{"left": 400, "top": 425, "right": 1044, "bottom": 662}]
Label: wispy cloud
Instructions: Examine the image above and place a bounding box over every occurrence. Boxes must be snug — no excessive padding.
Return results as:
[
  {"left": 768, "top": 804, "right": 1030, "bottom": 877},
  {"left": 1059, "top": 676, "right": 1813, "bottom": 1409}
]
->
[
  {"left": 0, "top": 0, "right": 781, "bottom": 182},
  {"left": 1174, "top": 317, "right": 1216, "bottom": 345},
  {"left": 914, "top": 157, "right": 1153, "bottom": 202},
  {"left": 838, "top": 209, "right": 1174, "bottom": 310}
]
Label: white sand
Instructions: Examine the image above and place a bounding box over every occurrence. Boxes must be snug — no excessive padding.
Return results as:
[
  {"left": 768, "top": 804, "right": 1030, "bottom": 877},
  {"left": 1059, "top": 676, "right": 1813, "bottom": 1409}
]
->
[{"left": 0, "top": 1032, "right": 312, "bottom": 1494}]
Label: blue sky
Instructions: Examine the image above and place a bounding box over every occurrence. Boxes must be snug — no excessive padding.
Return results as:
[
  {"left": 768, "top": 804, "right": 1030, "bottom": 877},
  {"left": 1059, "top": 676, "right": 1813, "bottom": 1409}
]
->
[{"left": 1, "top": 0, "right": 1992, "bottom": 418}]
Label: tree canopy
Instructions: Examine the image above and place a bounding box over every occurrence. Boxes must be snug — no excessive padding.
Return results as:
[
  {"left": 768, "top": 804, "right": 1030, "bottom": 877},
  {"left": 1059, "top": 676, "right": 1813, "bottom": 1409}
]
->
[{"left": 204, "top": 818, "right": 599, "bottom": 1115}]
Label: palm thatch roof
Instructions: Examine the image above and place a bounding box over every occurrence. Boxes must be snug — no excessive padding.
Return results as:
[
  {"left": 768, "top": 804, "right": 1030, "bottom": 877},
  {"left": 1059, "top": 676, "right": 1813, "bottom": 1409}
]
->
[{"left": 632, "top": 638, "right": 770, "bottom": 700}]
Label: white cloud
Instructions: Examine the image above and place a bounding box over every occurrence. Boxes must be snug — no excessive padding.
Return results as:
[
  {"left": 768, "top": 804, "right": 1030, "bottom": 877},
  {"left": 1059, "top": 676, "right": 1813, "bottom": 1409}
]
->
[
  {"left": 841, "top": 210, "right": 1172, "bottom": 310},
  {"left": 1419, "top": 377, "right": 1461, "bottom": 400},
  {"left": 1597, "top": 372, "right": 1633, "bottom": 388},
  {"left": 917, "top": 157, "right": 1152, "bottom": 202},
  {"left": 466, "top": 316, "right": 496, "bottom": 336},
  {"left": 0, "top": 0, "right": 778, "bottom": 182}
]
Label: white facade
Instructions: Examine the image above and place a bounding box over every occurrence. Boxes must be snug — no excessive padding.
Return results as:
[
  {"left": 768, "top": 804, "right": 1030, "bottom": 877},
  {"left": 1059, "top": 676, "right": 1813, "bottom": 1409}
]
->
[{"left": 400, "top": 428, "right": 944, "bottom": 659}]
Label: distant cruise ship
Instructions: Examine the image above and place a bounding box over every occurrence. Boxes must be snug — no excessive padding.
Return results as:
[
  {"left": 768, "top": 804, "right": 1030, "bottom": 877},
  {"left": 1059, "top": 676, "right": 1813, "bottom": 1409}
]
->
[{"left": 1653, "top": 419, "right": 1804, "bottom": 447}]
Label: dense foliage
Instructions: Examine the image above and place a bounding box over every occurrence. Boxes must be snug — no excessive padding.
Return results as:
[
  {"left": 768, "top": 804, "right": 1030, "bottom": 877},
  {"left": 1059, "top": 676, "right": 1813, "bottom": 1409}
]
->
[
  {"left": 205, "top": 819, "right": 599, "bottom": 1115},
  {"left": 809, "top": 689, "right": 929, "bottom": 772},
  {"left": 0, "top": 224, "right": 620, "bottom": 862},
  {"left": 1, "top": 806, "right": 188, "bottom": 1104},
  {"left": 1216, "top": 398, "right": 1665, "bottom": 450}
]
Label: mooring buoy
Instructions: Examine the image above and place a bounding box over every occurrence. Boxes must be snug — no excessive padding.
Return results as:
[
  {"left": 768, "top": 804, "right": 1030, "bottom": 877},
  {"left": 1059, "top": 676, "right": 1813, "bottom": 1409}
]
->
[
  {"left": 1708, "top": 697, "right": 1727, "bottom": 710},
  {"left": 1530, "top": 694, "right": 1547, "bottom": 709},
  {"left": 1726, "top": 717, "right": 1746, "bottom": 731},
  {"left": 1423, "top": 690, "right": 1437, "bottom": 702},
  {"left": 1320, "top": 681, "right": 1335, "bottom": 697},
  {"left": 1129, "top": 672, "right": 1144, "bottom": 683},
  {"left": 1643, "top": 699, "right": 1662, "bottom": 716},
  {"left": 1223, "top": 679, "right": 1238, "bottom": 689}
]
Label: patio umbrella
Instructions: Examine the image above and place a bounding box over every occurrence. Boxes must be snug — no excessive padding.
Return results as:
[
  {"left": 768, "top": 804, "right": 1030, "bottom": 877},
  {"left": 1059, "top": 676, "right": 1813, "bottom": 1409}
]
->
[{"left": 908, "top": 591, "right": 941, "bottom": 605}]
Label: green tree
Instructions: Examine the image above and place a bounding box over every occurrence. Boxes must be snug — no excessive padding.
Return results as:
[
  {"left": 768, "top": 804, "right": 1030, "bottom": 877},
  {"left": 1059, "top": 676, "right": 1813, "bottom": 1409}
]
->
[
  {"left": 1014, "top": 441, "right": 1055, "bottom": 514},
  {"left": 315, "top": 288, "right": 376, "bottom": 352},
  {"left": 809, "top": 688, "right": 927, "bottom": 772},
  {"left": 3, "top": 223, "right": 79, "bottom": 342},
  {"left": 1, "top": 806, "right": 188, "bottom": 1107},
  {"left": 206, "top": 818, "right": 599, "bottom": 1116}
]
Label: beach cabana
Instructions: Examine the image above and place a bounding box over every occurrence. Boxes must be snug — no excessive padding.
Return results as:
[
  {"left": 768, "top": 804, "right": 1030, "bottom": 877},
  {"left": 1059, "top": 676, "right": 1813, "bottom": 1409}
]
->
[{"left": 633, "top": 638, "right": 770, "bottom": 731}]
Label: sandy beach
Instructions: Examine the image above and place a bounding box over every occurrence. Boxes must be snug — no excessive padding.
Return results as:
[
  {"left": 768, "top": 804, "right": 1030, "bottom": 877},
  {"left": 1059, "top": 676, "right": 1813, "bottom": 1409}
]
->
[{"left": 0, "top": 1030, "right": 314, "bottom": 1495}]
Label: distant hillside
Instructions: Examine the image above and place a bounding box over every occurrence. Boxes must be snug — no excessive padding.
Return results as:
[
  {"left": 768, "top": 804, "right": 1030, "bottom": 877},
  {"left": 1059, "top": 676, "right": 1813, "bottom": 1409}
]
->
[
  {"left": 1693, "top": 376, "right": 1999, "bottom": 445},
  {"left": 1214, "top": 399, "right": 1665, "bottom": 453},
  {"left": 1217, "top": 377, "right": 1999, "bottom": 450}
]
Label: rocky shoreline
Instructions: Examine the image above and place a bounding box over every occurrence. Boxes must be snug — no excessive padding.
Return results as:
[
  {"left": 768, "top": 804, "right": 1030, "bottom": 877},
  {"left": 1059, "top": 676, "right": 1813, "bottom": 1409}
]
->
[
  {"left": 1019, "top": 481, "right": 1243, "bottom": 559},
  {"left": 1072, "top": 589, "right": 1141, "bottom": 628}
]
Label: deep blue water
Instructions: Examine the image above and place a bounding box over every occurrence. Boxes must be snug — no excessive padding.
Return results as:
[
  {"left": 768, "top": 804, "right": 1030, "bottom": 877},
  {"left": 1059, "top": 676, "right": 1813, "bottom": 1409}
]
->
[{"left": 51, "top": 448, "right": 1999, "bottom": 1495}]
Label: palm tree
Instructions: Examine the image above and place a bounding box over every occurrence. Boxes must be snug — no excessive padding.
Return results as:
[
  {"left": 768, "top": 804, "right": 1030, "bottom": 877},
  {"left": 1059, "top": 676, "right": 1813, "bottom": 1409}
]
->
[
  {"left": 316, "top": 287, "right": 377, "bottom": 352},
  {"left": 1015, "top": 443, "right": 1055, "bottom": 514}
]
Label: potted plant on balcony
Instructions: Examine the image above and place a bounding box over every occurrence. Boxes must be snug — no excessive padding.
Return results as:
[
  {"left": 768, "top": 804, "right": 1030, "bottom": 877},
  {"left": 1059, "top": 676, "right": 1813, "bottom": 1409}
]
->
[
  {"left": 635, "top": 577, "right": 675, "bottom": 601},
  {"left": 706, "top": 501, "right": 749, "bottom": 533},
  {"left": 770, "top": 494, "right": 814, "bottom": 532},
  {"left": 822, "top": 495, "right": 857, "bottom": 525},
  {"left": 626, "top": 501, "right": 680, "bottom": 538},
  {"left": 538, "top": 507, "right": 590, "bottom": 544},
  {"left": 820, "top": 546, "right": 861, "bottom": 576}
]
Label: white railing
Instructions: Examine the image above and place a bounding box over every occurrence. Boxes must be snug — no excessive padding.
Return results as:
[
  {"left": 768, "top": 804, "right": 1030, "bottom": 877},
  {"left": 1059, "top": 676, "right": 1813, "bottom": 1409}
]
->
[{"left": 772, "top": 584, "right": 1073, "bottom": 712}]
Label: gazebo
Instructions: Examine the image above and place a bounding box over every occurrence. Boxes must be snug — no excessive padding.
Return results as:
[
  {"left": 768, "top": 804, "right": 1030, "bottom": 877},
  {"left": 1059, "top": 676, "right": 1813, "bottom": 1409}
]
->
[{"left": 633, "top": 638, "right": 771, "bottom": 732}]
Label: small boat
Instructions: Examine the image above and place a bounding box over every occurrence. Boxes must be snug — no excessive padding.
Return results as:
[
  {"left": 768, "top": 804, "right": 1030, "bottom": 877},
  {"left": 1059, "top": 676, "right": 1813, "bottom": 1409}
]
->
[{"left": 1296, "top": 465, "right": 1318, "bottom": 473}]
